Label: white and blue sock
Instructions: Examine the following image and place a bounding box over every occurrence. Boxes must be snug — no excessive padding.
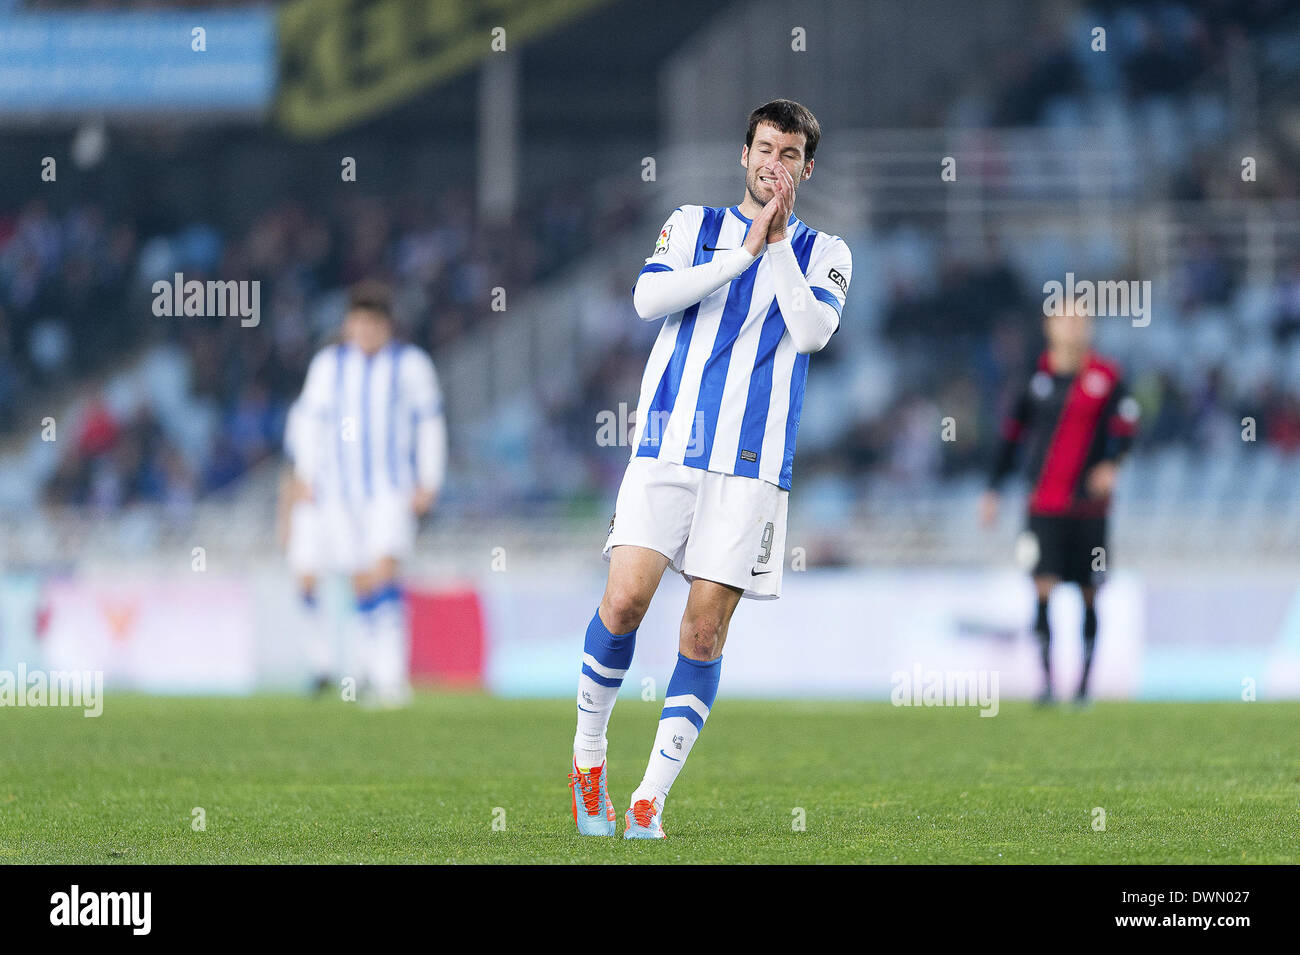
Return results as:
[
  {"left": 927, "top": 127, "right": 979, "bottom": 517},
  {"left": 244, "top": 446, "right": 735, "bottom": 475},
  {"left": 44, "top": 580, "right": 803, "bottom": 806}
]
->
[
  {"left": 574, "top": 610, "right": 636, "bottom": 770},
  {"left": 633, "top": 653, "right": 721, "bottom": 808},
  {"left": 359, "top": 583, "right": 409, "bottom": 703},
  {"left": 300, "top": 588, "right": 333, "bottom": 679}
]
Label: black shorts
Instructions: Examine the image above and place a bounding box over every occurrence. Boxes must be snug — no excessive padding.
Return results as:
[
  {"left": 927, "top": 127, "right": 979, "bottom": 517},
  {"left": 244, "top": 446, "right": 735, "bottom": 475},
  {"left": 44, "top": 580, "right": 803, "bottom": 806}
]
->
[{"left": 1026, "top": 514, "right": 1108, "bottom": 587}]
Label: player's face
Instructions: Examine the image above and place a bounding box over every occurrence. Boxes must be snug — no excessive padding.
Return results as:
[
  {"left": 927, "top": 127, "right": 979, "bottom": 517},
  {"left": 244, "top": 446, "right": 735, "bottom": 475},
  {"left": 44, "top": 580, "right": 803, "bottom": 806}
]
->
[
  {"left": 346, "top": 309, "right": 392, "bottom": 355},
  {"left": 1044, "top": 306, "right": 1093, "bottom": 352},
  {"left": 741, "top": 123, "right": 812, "bottom": 206}
]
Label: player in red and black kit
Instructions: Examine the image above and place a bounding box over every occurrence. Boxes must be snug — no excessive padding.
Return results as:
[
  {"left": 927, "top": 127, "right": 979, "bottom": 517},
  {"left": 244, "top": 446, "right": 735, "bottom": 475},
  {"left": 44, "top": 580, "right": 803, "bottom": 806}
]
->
[{"left": 980, "top": 299, "right": 1140, "bottom": 703}]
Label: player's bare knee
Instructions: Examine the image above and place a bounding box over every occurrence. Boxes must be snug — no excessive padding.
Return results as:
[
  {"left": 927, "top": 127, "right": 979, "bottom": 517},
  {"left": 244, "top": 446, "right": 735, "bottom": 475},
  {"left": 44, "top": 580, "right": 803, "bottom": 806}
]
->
[
  {"left": 599, "top": 587, "right": 648, "bottom": 635},
  {"left": 679, "top": 615, "right": 723, "bottom": 661}
]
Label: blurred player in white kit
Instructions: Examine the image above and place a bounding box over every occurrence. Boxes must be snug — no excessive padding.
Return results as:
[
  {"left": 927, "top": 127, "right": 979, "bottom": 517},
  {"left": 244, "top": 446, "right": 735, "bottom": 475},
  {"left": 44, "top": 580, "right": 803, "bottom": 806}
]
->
[{"left": 282, "top": 280, "right": 447, "bottom": 706}]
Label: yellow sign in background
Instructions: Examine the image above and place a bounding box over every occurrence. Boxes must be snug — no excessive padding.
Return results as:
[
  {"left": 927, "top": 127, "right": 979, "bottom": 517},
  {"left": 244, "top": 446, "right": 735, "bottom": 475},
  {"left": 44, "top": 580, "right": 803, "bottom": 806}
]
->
[{"left": 278, "top": 0, "right": 613, "bottom": 138}]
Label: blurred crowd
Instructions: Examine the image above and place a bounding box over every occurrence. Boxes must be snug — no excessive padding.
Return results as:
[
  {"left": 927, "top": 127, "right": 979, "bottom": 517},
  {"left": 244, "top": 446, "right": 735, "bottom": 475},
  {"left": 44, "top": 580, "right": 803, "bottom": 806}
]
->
[
  {"left": 0, "top": 202, "right": 137, "bottom": 431},
  {"left": 561, "top": 0, "right": 1300, "bottom": 506},
  {"left": 982, "top": 0, "right": 1297, "bottom": 128},
  {"left": 0, "top": 182, "right": 643, "bottom": 508},
  {"left": 4, "top": 0, "right": 1300, "bottom": 513}
]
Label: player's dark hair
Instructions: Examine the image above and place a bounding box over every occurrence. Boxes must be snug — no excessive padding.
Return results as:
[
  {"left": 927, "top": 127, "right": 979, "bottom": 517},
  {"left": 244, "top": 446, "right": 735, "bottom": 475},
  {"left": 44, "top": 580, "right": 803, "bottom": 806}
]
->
[
  {"left": 346, "top": 279, "right": 394, "bottom": 320},
  {"left": 746, "top": 99, "right": 821, "bottom": 163}
]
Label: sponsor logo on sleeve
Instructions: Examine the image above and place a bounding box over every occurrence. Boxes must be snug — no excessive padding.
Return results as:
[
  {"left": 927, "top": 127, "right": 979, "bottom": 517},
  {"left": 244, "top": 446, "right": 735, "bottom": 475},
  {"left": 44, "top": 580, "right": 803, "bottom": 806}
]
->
[{"left": 827, "top": 267, "right": 848, "bottom": 297}]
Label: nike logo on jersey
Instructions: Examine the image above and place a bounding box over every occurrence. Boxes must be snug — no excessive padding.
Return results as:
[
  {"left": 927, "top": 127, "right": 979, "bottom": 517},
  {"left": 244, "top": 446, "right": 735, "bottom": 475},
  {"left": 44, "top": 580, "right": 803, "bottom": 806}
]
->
[
  {"left": 701, "top": 244, "right": 729, "bottom": 252},
  {"left": 750, "top": 568, "right": 774, "bottom": 576},
  {"left": 659, "top": 749, "right": 682, "bottom": 762}
]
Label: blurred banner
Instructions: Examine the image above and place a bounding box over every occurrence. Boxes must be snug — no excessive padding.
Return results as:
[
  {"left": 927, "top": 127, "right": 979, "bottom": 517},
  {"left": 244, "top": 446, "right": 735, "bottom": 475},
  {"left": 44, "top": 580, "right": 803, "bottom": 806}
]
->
[
  {"left": 7, "top": 568, "right": 1298, "bottom": 700},
  {"left": 480, "top": 569, "right": 1300, "bottom": 702},
  {"left": 41, "top": 576, "right": 256, "bottom": 695},
  {"left": 482, "top": 569, "right": 1143, "bottom": 701},
  {"left": 0, "top": 11, "right": 276, "bottom": 119},
  {"left": 277, "top": 0, "right": 612, "bottom": 137},
  {"left": 408, "top": 587, "right": 486, "bottom": 686}
]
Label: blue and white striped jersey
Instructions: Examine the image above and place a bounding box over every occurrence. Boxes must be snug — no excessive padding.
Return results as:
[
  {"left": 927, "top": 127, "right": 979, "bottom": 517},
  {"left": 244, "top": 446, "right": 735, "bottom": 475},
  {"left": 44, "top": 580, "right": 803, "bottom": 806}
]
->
[
  {"left": 632, "top": 204, "right": 851, "bottom": 490},
  {"left": 291, "top": 341, "right": 446, "bottom": 503}
]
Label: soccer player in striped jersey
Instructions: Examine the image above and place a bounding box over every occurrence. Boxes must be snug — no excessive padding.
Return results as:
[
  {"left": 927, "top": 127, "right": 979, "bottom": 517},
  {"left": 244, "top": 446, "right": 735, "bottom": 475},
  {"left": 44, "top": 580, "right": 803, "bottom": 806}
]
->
[
  {"left": 568, "top": 100, "right": 852, "bottom": 837},
  {"left": 290, "top": 281, "right": 447, "bottom": 707},
  {"left": 980, "top": 296, "right": 1139, "bottom": 704}
]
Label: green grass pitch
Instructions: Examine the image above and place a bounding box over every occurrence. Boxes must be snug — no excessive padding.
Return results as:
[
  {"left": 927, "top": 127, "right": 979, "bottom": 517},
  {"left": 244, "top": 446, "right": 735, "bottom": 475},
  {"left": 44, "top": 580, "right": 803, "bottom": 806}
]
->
[{"left": 2, "top": 694, "right": 1296, "bottom": 864}]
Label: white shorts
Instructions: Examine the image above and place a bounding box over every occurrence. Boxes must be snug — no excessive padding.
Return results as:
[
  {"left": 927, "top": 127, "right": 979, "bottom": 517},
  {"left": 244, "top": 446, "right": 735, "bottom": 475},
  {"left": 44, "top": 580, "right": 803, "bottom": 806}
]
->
[
  {"left": 287, "top": 495, "right": 416, "bottom": 576},
  {"left": 603, "top": 457, "right": 788, "bottom": 599}
]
